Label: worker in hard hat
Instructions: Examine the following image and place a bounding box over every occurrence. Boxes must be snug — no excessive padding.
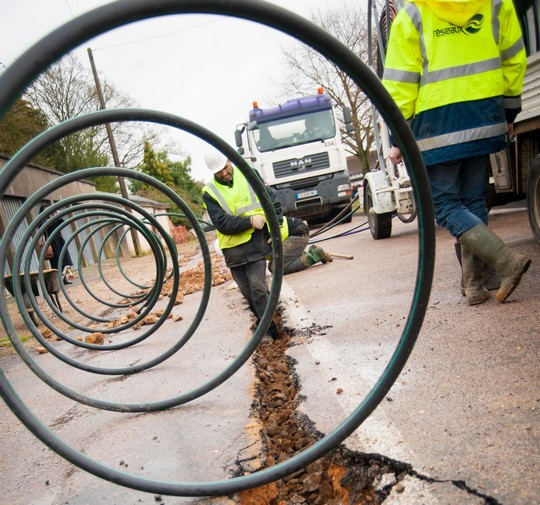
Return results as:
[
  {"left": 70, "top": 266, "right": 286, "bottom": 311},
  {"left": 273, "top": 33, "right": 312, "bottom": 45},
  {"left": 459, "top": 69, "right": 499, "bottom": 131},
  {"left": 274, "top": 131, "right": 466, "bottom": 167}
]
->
[
  {"left": 202, "top": 152, "right": 280, "bottom": 340},
  {"left": 202, "top": 153, "right": 333, "bottom": 340}
]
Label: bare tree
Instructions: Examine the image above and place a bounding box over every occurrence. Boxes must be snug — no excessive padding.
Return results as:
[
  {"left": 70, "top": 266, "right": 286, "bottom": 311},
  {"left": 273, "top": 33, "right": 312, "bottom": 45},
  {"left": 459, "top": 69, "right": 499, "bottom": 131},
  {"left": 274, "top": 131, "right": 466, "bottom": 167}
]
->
[
  {"left": 281, "top": 4, "right": 375, "bottom": 173},
  {"left": 24, "top": 53, "right": 155, "bottom": 176}
]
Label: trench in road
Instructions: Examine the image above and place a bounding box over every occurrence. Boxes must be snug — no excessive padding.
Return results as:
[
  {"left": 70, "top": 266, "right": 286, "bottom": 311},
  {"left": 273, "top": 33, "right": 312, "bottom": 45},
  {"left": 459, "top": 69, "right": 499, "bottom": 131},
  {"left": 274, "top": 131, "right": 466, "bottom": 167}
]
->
[{"left": 234, "top": 313, "right": 505, "bottom": 505}]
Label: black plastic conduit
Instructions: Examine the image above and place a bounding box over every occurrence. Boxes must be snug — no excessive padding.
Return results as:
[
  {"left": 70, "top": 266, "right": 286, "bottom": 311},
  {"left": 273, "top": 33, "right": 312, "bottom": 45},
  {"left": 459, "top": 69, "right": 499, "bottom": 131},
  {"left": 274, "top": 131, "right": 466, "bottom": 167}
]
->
[{"left": 0, "top": 0, "right": 435, "bottom": 496}]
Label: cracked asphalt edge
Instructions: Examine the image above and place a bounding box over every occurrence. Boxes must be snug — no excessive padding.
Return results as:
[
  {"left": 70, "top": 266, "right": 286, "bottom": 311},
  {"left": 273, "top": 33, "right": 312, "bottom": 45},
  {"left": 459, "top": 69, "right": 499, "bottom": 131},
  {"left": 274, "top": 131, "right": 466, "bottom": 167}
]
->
[{"left": 275, "top": 279, "right": 503, "bottom": 505}]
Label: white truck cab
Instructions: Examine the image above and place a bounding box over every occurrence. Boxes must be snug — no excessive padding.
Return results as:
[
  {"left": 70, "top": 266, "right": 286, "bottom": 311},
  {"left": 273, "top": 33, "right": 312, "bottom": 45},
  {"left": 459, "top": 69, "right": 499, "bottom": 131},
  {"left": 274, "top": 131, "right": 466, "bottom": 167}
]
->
[{"left": 234, "top": 88, "right": 353, "bottom": 221}]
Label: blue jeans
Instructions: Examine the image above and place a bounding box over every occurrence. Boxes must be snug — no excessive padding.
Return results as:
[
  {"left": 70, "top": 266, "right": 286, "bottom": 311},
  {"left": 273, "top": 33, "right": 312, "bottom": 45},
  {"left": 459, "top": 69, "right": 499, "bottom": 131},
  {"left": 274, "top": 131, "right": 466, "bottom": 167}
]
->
[{"left": 427, "top": 154, "right": 489, "bottom": 239}]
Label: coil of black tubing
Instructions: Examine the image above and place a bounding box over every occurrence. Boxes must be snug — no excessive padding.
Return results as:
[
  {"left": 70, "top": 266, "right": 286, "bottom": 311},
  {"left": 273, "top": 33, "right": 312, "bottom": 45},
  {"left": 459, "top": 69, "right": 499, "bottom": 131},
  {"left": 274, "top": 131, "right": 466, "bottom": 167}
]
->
[
  {"left": 21, "top": 197, "right": 175, "bottom": 340},
  {"left": 27, "top": 204, "right": 167, "bottom": 336},
  {"left": 114, "top": 220, "right": 173, "bottom": 291},
  {"left": 1, "top": 108, "right": 285, "bottom": 406},
  {"left": 23, "top": 207, "right": 173, "bottom": 352},
  {"left": 0, "top": 0, "right": 435, "bottom": 496},
  {"left": 69, "top": 219, "right": 152, "bottom": 316}
]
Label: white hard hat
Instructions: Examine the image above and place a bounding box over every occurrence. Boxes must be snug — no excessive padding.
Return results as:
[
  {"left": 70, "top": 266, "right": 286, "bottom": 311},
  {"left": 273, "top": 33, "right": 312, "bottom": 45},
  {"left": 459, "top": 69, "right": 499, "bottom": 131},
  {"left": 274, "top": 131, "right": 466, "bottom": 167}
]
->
[{"left": 204, "top": 151, "right": 228, "bottom": 174}]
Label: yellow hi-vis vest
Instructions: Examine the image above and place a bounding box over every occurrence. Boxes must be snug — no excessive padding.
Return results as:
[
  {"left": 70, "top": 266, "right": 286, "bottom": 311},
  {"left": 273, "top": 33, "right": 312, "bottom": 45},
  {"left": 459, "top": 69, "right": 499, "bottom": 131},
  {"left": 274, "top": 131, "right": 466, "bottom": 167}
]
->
[
  {"left": 266, "top": 215, "right": 290, "bottom": 260},
  {"left": 382, "top": 0, "right": 526, "bottom": 165},
  {"left": 280, "top": 215, "right": 289, "bottom": 242},
  {"left": 202, "top": 166, "right": 288, "bottom": 250}
]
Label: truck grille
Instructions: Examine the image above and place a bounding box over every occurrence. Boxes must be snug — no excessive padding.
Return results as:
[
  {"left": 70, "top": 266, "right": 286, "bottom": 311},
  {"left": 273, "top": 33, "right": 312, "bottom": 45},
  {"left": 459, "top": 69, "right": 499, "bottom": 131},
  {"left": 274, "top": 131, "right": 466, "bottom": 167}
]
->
[
  {"left": 273, "top": 152, "right": 330, "bottom": 179},
  {"left": 275, "top": 174, "right": 332, "bottom": 191}
]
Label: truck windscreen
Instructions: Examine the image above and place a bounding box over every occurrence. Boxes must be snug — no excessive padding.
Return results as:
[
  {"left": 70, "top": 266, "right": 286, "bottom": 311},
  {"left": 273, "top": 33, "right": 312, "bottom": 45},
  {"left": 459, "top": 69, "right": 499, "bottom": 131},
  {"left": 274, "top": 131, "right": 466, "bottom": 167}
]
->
[{"left": 254, "top": 110, "right": 336, "bottom": 152}]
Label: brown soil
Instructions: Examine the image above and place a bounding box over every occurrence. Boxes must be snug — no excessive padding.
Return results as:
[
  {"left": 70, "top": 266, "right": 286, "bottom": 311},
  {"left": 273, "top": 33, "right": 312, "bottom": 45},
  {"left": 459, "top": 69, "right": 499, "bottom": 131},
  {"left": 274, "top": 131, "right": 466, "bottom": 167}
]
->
[{"left": 236, "top": 317, "right": 408, "bottom": 505}]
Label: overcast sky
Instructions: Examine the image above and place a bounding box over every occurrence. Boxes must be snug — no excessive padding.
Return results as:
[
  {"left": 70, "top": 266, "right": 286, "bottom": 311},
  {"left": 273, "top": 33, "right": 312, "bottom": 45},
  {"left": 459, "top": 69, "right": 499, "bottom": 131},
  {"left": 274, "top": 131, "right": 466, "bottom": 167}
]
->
[{"left": 1, "top": 0, "right": 364, "bottom": 181}]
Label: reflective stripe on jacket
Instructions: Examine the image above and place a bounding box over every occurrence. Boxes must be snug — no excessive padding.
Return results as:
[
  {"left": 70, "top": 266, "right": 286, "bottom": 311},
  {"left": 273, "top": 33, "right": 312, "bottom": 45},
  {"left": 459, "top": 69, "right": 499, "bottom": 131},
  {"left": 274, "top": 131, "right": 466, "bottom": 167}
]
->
[
  {"left": 202, "top": 166, "right": 264, "bottom": 250},
  {"left": 382, "top": 0, "right": 526, "bottom": 165}
]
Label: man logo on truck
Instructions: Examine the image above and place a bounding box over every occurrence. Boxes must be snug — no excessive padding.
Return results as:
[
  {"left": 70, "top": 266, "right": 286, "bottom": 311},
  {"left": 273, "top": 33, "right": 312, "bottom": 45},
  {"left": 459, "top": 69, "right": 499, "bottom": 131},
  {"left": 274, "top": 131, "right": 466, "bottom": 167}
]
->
[{"left": 291, "top": 158, "right": 312, "bottom": 172}]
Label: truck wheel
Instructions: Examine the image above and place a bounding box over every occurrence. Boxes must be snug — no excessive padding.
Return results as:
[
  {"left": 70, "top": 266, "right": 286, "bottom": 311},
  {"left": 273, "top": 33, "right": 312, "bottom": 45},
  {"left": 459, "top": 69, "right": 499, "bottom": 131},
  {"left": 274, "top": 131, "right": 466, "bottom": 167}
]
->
[
  {"left": 527, "top": 154, "right": 540, "bottom": 245},
  {"left": 364, "top": 181, "right": 392, "bottom": 239}
]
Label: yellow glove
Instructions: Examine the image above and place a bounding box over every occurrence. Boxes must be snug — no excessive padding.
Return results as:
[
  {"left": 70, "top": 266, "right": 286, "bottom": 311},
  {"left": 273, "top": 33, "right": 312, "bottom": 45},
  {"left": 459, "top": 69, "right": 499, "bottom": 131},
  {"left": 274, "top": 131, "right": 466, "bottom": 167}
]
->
[{"left": 250, "top": 214, "right": 266, "bottom": 230}]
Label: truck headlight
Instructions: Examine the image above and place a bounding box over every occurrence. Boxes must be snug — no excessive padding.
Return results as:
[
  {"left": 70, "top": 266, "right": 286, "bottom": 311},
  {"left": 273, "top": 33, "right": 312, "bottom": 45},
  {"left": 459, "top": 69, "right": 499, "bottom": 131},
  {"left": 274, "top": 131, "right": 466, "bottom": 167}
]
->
[{"left": 337, "top": 183, "right": 351, "bottom": 192}]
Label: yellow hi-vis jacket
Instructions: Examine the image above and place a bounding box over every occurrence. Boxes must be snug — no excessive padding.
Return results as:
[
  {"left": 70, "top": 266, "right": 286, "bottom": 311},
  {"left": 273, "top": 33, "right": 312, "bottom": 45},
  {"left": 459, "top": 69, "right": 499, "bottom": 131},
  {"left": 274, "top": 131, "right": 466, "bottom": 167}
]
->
[
  {"left": 202, "top": 166, "right": 288, "bottom": 250},
  {"left": 382, "top": 0, "right": 526, "bottom": 165}
]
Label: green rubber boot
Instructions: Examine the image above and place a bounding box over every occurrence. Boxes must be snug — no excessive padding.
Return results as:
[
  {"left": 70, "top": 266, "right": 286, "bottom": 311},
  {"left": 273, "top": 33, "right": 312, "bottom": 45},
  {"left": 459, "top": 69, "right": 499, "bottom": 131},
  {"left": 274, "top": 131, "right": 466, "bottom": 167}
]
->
[
  {"left": 461, "top": 245, "right": 490, "bottom": 305},
  {"left": 454, "top": 241, "right": 500, "bottom": 295},
  {"left": 309, "top": 245, "right": 333, "bottom": 264},
  {"left": 305, "top": 245, "right": 334, "bottom": 266},
  {"left": 458, "top": 223, "right": 531, "bottom": 303}
]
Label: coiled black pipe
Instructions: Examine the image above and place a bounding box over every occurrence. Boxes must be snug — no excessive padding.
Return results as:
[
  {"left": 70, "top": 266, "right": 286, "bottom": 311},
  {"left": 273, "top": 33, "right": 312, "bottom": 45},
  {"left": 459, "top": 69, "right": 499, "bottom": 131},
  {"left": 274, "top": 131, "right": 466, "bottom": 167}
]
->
[
  {"left": 0, "top": 0, "right": 435, "bottom": 496},
  {"left": 1, "top": 109, "right": 283, "bottom": 409},
  {"left": 29, "top": 204, "right": 166, "bottom": 334}
]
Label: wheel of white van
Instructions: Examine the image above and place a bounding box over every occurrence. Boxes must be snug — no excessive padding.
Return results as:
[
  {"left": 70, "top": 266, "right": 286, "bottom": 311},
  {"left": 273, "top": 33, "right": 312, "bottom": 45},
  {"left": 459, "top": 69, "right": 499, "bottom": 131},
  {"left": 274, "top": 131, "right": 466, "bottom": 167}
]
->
[
  {"left": 364, "top": 180, "right": 392, "bottom": 239},
  {"left": 527, "top": 154, "right": 540, "bottom": 245}
]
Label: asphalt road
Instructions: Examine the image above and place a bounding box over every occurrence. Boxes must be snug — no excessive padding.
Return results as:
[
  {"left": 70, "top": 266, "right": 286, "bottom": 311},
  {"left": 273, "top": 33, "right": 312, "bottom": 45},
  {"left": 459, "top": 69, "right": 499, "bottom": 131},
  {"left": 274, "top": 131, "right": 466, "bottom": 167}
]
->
[
  {"left": 284, "top": 203, "right": 539, "bottom": 504},
  {"left": 0, "top": 203, "right": 538, "bottom": 504}
]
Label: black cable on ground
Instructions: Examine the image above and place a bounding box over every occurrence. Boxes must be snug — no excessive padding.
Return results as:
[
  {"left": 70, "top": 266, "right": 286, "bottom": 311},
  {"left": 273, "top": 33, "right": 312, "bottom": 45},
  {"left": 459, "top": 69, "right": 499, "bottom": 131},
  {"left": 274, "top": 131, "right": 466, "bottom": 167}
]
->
[
  {"left": 309, "top": 192, "right": 362, "bottom": 239},
  {"left": 308, "top": 220, "right": 371, "bottom": 245}
]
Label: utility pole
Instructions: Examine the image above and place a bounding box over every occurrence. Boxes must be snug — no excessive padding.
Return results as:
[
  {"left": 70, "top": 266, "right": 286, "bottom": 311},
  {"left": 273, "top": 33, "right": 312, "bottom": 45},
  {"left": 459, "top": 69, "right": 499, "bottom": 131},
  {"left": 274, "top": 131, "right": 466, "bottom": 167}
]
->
[{"left": 87, "top": 47, "right": 141, "bottom": 256}]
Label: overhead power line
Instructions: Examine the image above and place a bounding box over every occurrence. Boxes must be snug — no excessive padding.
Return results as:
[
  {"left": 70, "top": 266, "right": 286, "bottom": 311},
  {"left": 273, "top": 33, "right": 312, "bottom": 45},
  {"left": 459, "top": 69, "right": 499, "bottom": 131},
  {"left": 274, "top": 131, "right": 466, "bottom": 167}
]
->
[
  {"left": 92, "top": 18, "right": 223, "bottom": 52},
  {"left": 64, "top": 0, "right": 75, "bottom": 19}
]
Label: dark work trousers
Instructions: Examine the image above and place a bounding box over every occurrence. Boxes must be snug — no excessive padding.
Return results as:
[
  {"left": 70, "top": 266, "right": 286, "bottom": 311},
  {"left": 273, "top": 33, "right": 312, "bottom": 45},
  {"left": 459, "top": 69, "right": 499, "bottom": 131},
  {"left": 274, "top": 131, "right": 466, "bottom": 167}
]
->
[
  {"left": 44, "top": 216, "right": 74, "bottom": 272},
  {"left": 269, "top": 235, "right": 309, "bottom": 275},
  {"left": 230, "top": 258, "right": 269, "bottom": 321},
  {"left": 49, "top": 244, "right": 73, "bottom": 272},
  {"left": 283, "top": 235, "right": 309, "bottom": 274}
]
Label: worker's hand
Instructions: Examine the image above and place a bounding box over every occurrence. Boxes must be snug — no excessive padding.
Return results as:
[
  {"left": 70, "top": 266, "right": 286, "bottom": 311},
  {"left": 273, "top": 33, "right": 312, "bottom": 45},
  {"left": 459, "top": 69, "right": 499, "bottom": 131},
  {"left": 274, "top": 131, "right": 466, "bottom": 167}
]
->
[
  {"left": 388, "top": 146, "right": 402, "bottom": 165},
  {"left": 508, "top": 123, "right": 515, "bottom": 142},
  {"left": 250, "top": 214, "right": 266, "bottom": 230}
]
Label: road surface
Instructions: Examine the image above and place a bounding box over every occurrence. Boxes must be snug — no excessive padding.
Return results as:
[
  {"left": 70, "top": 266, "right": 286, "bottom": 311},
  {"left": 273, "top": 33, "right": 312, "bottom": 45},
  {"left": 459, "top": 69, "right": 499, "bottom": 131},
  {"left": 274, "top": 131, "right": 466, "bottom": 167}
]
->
[{"left": 0, "top": 204, "right": 538, "bottom": 504}]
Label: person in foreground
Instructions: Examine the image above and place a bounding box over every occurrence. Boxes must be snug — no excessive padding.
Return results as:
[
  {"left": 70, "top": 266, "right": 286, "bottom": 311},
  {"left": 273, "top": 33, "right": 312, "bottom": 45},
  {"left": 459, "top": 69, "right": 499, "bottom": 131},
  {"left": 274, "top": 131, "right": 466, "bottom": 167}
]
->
[{"left": 382, "top": 0, "right": 531, "bottom": 305}]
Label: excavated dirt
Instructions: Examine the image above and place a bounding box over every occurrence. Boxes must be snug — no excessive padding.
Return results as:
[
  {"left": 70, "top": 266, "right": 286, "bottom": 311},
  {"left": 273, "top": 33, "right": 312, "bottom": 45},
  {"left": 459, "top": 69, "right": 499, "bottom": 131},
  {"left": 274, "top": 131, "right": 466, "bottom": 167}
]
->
[{"left": 236, "top": 316, "right": 411, "bottom": 505}]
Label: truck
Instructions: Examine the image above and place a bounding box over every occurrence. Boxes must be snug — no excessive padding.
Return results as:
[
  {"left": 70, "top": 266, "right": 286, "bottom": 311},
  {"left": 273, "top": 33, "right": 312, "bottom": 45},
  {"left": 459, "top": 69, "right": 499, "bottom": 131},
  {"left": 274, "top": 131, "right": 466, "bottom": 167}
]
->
[
  {"left": 365, "top": 0, "right": 540, "bottom": 244},
  {"left": 512, "top": 0, "right": 540, "bottom": 244},
  {"left": 234, "top": 88, "right": 354, "bottom": 222}
]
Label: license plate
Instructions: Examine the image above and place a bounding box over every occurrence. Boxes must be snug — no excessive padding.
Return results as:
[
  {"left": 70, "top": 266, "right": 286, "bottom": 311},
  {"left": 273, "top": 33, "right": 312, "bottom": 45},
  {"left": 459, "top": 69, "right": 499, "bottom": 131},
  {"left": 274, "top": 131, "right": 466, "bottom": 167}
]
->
[{"left": 296, "top": 190, "right": 318, "bottom": 200}]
